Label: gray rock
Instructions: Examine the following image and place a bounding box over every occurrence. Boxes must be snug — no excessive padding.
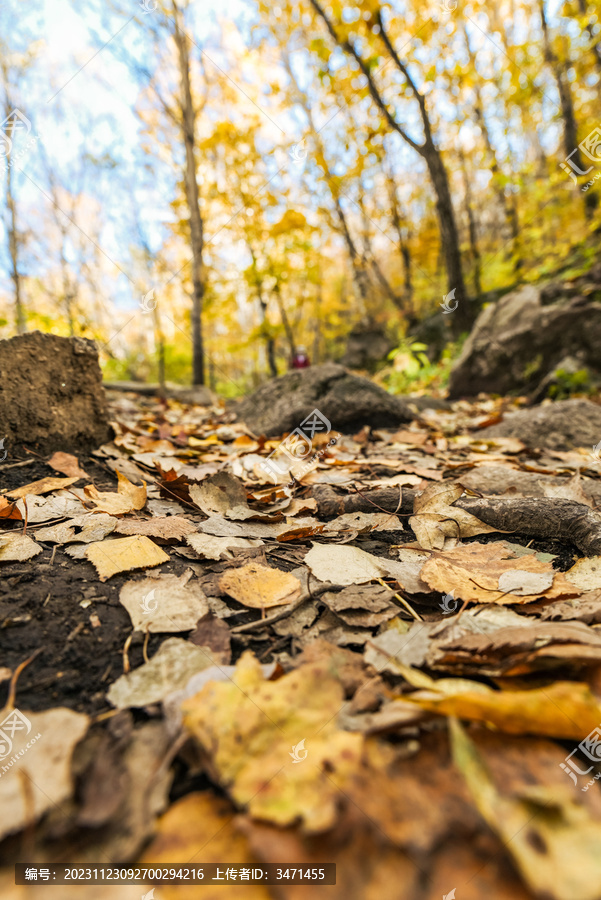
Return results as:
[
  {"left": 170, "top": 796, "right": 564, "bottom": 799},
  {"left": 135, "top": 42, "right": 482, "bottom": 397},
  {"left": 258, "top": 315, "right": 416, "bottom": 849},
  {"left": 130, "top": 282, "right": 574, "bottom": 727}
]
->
[
  {"left": 234, "top": 363, "right": 413, "bottom": 436},
  {"left": 448, "top": 284, "right": 601, "bottom": 397},
  {"left": 0, "top": 331, "right": 111, "bottom": 453},
  {"left": 477, "top": 399, "right": 601, "bottom": 450}
]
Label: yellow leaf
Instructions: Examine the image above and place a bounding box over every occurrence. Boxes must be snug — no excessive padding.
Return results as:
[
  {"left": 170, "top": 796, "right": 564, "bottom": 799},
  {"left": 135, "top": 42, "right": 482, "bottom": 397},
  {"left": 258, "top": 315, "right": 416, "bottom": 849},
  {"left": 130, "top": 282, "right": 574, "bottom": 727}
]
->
[
  {"left": 182, "top": 651, "right": 363, "bottom": 830},
  {"left": 139, "top": 792, "right": 271, "bottom": 900},
  {"left": 450, "top": 719, "right": 601, "bottom": 900},
  {"left": 85, "top": 535, "right": 169, "bottom": 581},
  {"left": 219, "top": 562, "right": 301, "bottom": 609},
  {"left": 84, "top": 471, "right": 147, "bottom": 515},
  {"left": 404, "top": 679, "right": 601, "bottom": 740}
]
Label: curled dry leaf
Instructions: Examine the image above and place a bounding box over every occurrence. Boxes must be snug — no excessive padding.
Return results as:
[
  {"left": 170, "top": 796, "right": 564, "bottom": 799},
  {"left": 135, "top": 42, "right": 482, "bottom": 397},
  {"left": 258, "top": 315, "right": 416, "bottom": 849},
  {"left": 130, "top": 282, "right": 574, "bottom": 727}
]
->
[
  {"left": 409, "top": 481, "right": 499, "bottom": 550},
  {"left": 189, "top": 472, "right": 254, "bottom": 519},
  {"left": 420, "top": 541, "right": 579, "bottom": 605},
  {"left": 219, "top": 562, "right": 301, "bottom": 609},
  {"left": 7, "top": 475, "right": 80, "bottom": 499},
  {"left": 450, "top": 719, "right": 601, "bottom": 900},
  {"left": 0, "top": 533, "right": 42, "bottom": 563},
  {"left": 84, "top": 471, "right": 147, "bottom": 516},
  {"left": 84, "top": 535, "right": 169, "bottom": 581},
  {"left": 403, "top": 677, "right": 601, "bottom": 740},
  {"left": 186, "top": 532, "right": 263, "bottom": 560}
]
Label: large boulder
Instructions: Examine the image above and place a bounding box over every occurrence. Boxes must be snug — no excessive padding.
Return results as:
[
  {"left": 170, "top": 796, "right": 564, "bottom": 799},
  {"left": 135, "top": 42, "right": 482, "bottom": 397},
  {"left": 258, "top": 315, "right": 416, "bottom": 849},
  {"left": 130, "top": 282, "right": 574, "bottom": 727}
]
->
[
  {"left": 476, "top": 399, "right": 601, "bottom": 451},
  {"left": 448, "top": 283, "right": 601, "bottom": 398},
  {"left": 0, "top": 331, "right": 111, "bottom": 454},
  {"left": 234, "top": 363, "right": 413, "bottom": 436}
]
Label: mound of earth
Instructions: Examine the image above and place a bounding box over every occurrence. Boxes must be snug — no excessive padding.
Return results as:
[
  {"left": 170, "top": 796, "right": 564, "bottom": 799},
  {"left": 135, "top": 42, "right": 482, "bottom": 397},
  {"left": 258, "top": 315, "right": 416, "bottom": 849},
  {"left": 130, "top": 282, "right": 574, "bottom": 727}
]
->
[
  {"left": 235, "top": 363, "right": 413, "bottom": 436},
  {"left": 448, "top": 270, "right": 601, "bottom": 398},
  {"left": 476, "top": 398, "right": 601, "bottom": 451},
  {"left": 0, "top": 331, "right": 111, "bottom": 454}
]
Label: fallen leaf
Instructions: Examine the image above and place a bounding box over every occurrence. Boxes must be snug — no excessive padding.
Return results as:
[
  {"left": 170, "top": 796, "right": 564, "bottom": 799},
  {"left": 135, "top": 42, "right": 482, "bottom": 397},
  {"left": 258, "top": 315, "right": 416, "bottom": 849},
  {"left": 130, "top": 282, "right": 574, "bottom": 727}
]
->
[
  {"left": 139, "top": 793, "right": 271, "bottom": 900},
  {"left": 565, "top": 557, "right": 601, "bottom": 592},
  {"left": 409, "top": 481, "right": 499, "bottom": 550},
  {"left": 404, "top": 678, "right": 601, "bottom": 739},
  {"left": 0, "top": 533, "right": 42, "bottom": 563},
  {"left": 46, "top": 451, "right": 88, "bottom": 479},
  {"left": 190, "top": 472, "right": 254, "bottom": 519},
  {"left": 119, "top": 571, "right": 208, "bottom": 632},
  {"left": 182, "top": 651, "right": 363, "bottom": 830},
  {"left": 219, "top": 562, "right": 301, "bottom": 609},
  {"left": 34, "top": 513, "right": 118, "bottom": 544},
  {"left": 450, "top": 718, "right": 601, "bottom": 900},
  {"left": 420, "top": 542, "right": 578, "bottom": 605},
  {"left": 84, "top": 471, "right": 147, "bottom": 515},
  {"left": 0, "top": 706, "right": 89, "bottom": 840},
  {"left": 84, "top": 535, "right": 169, "bottom": 581},
  {"left": 7, "top": 475, "right": 80, "bottom": 499},
  {"left": 304, "top": 542, "right": 386, "bottom": 585},
  {"left": 115, "top": 515, "right": 196, "bottom": 540},
  {"left": 15, "top": 491, "right": 84, "bottom": 522},
  {"left": 0, "top": 497, "right": 22, "bottom": 520},
  {"left": 186, "top": 532, "right": 263, "bottom": 559},
  {"left": 497, "top": 569, "right": 554, "bottom": 596},
  {"left": 107, "top": 637, "right": 215, "bottom": 708}
]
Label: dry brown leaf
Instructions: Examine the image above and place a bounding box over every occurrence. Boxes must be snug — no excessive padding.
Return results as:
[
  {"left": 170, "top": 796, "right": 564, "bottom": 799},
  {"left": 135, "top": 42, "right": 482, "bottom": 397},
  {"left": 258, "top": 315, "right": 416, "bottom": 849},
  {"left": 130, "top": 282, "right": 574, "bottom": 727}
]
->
[
  {"left": 186, "top": 532, "right": 263, "bottom": 559},
  {"left": 34, "top": 513, "right": 117, "bottom": 544},
  {"left": 46, "top": 451, "right": 88, "bottom": 479},
  {"left": 7, "top": 475, "right": 80, "bottom": 499},
  {"left": 0, "top": 497, "right": 22, "bottom": 520},
  {"left": 420, "top": 542, "right": 578, "bottom": 605},
  {"left": 304, "top": 542, "right": 385, "bottom": 585},
  {"left": 409, "top": 481, "right": 499, "bottom": 550},
  {"left": 115, "top": 515, "right": 196, "bottom": 540},
  {"left": 84, "top": 470, "right": 147, "bottom": 515},
  {"left": 119, "top": 571, "right": 208, "bottom": 632},
  {"left": 565, "top": 557, "right": 601, "bottom": 591},
  {"left": 189, "top": 472, "right": 253, "bottom": 519},
  {"left": 84, "top": 535, "right": 169, "bottom": 581},
  {"left": 0, "top": 533, "right": 42, "bottom": 563},
  {"left": 219, "top": 562, "right": 301, "bottom": 609}
]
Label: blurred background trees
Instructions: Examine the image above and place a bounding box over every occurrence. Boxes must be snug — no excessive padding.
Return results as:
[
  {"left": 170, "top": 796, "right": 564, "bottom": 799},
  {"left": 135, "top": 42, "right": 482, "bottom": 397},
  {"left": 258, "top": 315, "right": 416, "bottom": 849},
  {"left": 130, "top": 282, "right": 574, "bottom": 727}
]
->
[{"left": 0, "top": 0, "right": 600, "bottom": 392}]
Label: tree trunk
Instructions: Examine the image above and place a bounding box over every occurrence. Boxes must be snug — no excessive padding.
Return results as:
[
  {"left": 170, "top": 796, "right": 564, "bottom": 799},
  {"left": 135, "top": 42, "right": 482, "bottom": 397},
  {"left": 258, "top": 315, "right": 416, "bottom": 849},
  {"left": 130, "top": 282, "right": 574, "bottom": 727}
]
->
[
  {"left": 459, "top": 150, "right": 482, "bottom": 301},
  {"left": 424, "top": 142, "right": 471, "bottom": 333},
  {"left": 4, "top": 153, "right": 24, "bottom": 334},
  {"left": 540, "top": 0, "right": 597, "bottom": 217},
  {"left": 273, "top": 283, "right": 296, "bottom": 359},
  {"left": 576, "top": 0, "right": 601, "bottom": 83},
  {"left": 172, "top": 0, "right": 205, "bottom": 384},
  {"left": 308, "top": 0, "right": 469, "bottom": 335}
]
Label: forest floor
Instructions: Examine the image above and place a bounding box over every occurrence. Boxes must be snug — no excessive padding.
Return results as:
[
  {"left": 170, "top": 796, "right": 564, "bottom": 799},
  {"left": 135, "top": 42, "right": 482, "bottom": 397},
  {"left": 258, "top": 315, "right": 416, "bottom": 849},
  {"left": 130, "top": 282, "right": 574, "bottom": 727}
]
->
[{"left": 2, "top": 389, "right": 601, "bottom": 899}]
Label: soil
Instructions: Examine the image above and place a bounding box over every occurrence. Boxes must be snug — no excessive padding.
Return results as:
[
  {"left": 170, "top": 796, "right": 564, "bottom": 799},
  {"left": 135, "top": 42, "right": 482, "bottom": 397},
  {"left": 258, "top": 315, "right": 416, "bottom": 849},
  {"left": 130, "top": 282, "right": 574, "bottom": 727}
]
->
[{"left": 0, "top": 455, "right": 580, "bottom": 718}]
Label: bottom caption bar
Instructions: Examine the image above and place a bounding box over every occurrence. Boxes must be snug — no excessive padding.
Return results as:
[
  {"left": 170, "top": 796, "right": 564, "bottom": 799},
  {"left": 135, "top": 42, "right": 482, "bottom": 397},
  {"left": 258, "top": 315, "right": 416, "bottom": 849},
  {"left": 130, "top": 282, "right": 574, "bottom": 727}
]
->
[{"left": 16, "top": 864, "right": 336, "bottom": 885}]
